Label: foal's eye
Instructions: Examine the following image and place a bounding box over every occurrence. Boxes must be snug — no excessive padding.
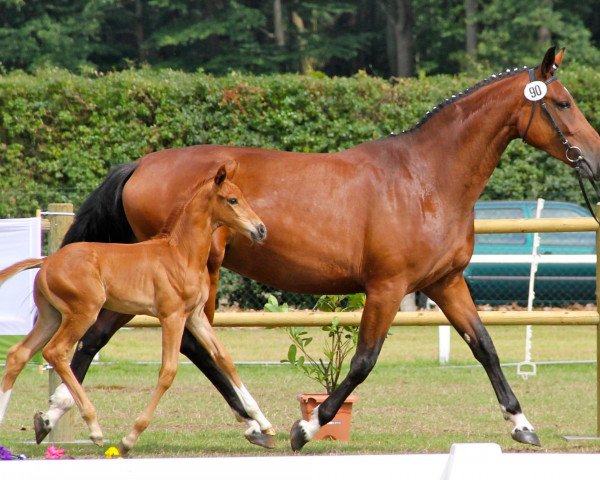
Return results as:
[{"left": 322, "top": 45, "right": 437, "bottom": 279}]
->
[
  {"left": 227, "top": 198, "right": 238, "bottom": 205},
  {"left": 555, "top": 101, "right": 571, "bottom": 110}
]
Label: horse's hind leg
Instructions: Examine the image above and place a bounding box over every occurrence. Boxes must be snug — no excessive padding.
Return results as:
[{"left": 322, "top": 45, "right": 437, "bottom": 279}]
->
[
  {"left": 185, "top": 308, "right": 275, "bottom": 449},
  {"left": 119, "top": 313, "right": 186, "bottom": 456},
  {"left": 0, "top": 299, "right": 61, "bottom": 424},
  {"left": 424, "top": 273, "right": 540, "bottom": 446},
  {"left": 35, "top": 310, "right": 134, "bottom": 443},
  {"left": 42, "top": 313, "right": 104, "bottom": 445}
]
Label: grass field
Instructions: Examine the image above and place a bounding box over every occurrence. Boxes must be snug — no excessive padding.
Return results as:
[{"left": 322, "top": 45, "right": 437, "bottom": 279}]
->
[{"left": 1, "top": 323, "right": 599, "bottom": 458}]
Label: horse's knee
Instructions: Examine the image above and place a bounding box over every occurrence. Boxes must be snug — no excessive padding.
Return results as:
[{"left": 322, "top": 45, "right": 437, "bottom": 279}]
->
[
  {"left": 158, "top": 367, "right": 177, "bottom": 389},
  {"left": 465, "top": 324, "right": 499, "bottom": 364},
  {"left": 5, "top": 344, "right": 28, "bottom": 371},
  {"left": 42, "top": 345, "right": 59, "bottom": 365}
]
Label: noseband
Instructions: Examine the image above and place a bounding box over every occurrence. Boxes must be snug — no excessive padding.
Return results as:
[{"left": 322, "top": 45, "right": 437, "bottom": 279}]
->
[{"left": 522, "top": 67, "right": 600, "bottom": 223}]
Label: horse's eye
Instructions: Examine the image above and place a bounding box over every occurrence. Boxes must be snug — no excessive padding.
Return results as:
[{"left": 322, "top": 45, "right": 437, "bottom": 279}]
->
[
  {"left": 555, "top": 101, "right": 571, "bottom": 110},
  {"left": 227, "top": 198, "right": 238, "bottom": 205}
]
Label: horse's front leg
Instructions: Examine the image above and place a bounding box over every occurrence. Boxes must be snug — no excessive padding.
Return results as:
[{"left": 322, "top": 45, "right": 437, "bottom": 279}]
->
[
  {"left": 34, "top": 309, "right": 134, "bottom": 444},
  {"left": 290, "top": 280, "right": 405, "bottom": 451},
  {"left": 119, "top": 312, "right": 186, "bottom": 456},
  {"left": 424, "top": 272, "right": 540, "bottom": 446},
  {"left": 185, "top": 307, "right": 275, "bottom": 449}
]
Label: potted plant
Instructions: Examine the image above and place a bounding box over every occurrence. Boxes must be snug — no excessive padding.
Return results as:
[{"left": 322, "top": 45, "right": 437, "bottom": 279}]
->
[{"left": 264, "top": 293, "right": 363, "bottom": 441}]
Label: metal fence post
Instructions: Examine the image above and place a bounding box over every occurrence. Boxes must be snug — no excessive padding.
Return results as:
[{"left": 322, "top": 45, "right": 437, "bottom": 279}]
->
[{"left": 46, "top": 203, "right": 76, "bottom": 443}]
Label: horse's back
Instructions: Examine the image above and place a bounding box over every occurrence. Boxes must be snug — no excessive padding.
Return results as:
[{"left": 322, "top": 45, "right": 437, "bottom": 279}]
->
[{"left": 123, "top": 144, "right": 392, "bottom": 292}]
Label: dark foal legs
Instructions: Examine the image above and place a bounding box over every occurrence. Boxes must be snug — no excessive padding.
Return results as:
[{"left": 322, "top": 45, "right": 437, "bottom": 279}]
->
[
  {"left": 424, "top": 273, "right": 540, "bottom": 446},
  {"left": 290, "top": 282, "right": 404, "bottom": 451}
]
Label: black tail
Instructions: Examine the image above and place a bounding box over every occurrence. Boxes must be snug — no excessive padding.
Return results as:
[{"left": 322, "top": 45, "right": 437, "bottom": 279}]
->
[{"left": 61, "top": 162, "right": 138, "bottom": 246}]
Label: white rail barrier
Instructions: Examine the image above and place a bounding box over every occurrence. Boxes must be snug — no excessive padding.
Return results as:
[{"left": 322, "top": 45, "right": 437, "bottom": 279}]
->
[{"left": 1, "top": 443, "right": 599, "bottom": 480}]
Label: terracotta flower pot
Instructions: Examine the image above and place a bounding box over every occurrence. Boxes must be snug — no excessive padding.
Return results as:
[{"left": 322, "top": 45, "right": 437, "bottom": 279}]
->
[{"left": 297, "top": 393, "right": 357, "bottom": 441}]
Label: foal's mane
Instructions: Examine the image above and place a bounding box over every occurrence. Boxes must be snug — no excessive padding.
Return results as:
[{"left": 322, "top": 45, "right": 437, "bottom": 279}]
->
[
  {"left": 154, "top": 175, "right": 215, "bottom": 240},
  {"left": 400, "top": 65, "right": 530, "bottom": 135}
]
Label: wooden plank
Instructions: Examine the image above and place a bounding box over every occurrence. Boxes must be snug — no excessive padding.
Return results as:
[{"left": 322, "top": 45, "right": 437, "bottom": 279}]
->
[{"left": 128, "top": 310, "right": 600, "bottom": 328}]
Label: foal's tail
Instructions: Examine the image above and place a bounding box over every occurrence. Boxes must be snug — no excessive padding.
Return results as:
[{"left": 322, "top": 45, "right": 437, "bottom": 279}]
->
[
  {"left": 0, "top": 258, "right": 45, "bottom": 288},
  {"left": 62, "top": 162, "right": 138, "bottom": 246}
]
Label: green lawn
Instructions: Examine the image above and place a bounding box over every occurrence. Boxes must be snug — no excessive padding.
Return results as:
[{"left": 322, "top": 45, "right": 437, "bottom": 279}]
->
[{"left": 1, "top": 324, "right": 599, "bottom": 458}]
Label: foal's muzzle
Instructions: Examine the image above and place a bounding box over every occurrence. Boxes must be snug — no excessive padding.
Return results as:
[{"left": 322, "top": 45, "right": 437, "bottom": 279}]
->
[{"left": 251, "top": 223, "right": 267, "bottom": 243}]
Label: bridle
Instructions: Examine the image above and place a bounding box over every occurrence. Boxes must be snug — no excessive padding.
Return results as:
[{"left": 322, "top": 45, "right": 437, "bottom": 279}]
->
[{"left": 522, "top": 66, "right": 600, "bottom": 223}]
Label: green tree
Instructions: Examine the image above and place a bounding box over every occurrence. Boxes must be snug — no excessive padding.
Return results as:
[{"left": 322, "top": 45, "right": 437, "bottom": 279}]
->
[
  {"left": 475, "top": 0, "right": 600, "bottom": 71},
  {"left": 0, "top": 0, "right": 106, "bottom": 72}
]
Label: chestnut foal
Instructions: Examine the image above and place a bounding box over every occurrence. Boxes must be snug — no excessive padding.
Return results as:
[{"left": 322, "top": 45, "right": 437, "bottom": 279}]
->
[{"left": 0, "top": 164, "right": 267, "bottom": 455}]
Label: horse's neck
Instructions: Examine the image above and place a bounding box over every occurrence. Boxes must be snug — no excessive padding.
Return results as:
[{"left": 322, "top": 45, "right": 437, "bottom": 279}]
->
[
  {"left": 405, "top": 77, "right": 522, "bottom": 207},
  {"left": 167, "top": 191, "right": 214, "bottom": 270}
]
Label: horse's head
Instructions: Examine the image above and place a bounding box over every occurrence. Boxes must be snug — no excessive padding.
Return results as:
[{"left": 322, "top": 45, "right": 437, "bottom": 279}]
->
[
  {"left": 517, "top": 47, "right": 600, "bottom": 180},
  {"left": 211, "top": 164, "right": 267, "bottom": 243}
]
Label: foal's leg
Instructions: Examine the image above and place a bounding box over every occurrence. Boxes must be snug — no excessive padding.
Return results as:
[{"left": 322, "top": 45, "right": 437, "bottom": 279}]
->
[
  {"left": 424, "top": 272, "right": 540, "bottom": 446},
  {"left": 290, "top": 280, "right": 405, "bottom": 451},
  {"left": 34, "top": 309, "right": 134, "bottom": 443},
  {"left": 0, "top": 300, "right": 61, "bottom": 424},
  {"left": 185, "top": 308, "right": 276, "bottom": 448},
  {"left": 42, "top": 313, "right": 104, "bottom": 445},
  {"left": 37, "top": 311, "right": 277, "bottom": 449},
  {"left": 118, "top": 313, "right": 186, "bottom": 456}
]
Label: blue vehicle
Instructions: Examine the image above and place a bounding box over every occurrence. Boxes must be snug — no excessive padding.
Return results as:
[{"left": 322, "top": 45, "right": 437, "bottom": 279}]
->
[{"left": 465, "top": 200, "right": 596, "bottom": 306}]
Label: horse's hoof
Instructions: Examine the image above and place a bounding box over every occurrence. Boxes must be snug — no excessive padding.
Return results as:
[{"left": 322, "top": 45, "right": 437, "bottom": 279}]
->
[
  {"left": 290, "top": 420, "right": 309, "bottom": 452},
  {"left": 245, "top": 431, "right": 276, "bottom": 449},
  {"left": 512, "top": 428, "right": 541, "bottom": 447},
  {"left": 118, "top": 441, "right": 131, "bottom": 458},
  {"left": 90, "top": 434, "right": 104, "bottom": 447},
  {"left": 33, "top": 411, "right": 51, "bottom": 444}
]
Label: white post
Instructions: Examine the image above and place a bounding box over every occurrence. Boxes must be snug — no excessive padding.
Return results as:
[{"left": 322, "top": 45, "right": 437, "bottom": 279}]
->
[
  {"left": 438, "top": 325, "right": 451, "bottom": 364},
  {"left": 517, "top": 198, "right": 544, "bottom": 380}
]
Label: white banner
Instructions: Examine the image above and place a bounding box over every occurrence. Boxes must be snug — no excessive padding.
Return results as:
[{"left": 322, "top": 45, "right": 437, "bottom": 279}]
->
[{"left": 0, "top": 217, "right": 41, "bottom": 334}]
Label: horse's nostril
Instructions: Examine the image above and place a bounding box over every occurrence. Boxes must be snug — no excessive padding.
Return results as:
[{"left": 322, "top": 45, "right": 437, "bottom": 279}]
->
[{"left": 256, "top": 224, "right": 267, "bottom": 240}]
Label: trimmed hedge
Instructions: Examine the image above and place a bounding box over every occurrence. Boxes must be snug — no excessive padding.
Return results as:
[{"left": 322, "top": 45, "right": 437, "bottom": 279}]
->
[{"left": 1, "top": 66, "right": 599, "bottom": 218}]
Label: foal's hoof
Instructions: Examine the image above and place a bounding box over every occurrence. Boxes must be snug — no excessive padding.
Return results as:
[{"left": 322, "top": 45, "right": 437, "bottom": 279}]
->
[
  {"left": 512, "top": 428, "right": 541, "bottom": 447},
  {"left": 33, "top": 411, "right": 51, "bottom": 444},
  {"left": 290, "top": 420, "right": 309, "bottom": 452},
  {"left": 90, "top": 434, "right": 104, "bottom": 447},
  {"left": 117, "top": 441, "right": 131, "bottom": 458},
  {"left": 245, "top": 431, "right": 276, "bottom": 449}
]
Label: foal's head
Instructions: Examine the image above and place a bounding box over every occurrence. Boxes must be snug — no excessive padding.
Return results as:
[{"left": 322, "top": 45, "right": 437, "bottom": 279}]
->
[{"left": 210, "top": 165, "right": 267, "bottom": 243}]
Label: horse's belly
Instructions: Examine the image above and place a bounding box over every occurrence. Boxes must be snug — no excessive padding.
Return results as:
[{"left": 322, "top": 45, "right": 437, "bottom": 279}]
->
[{"left": 223, "top": 241, "right": 363, "bottom": 294}]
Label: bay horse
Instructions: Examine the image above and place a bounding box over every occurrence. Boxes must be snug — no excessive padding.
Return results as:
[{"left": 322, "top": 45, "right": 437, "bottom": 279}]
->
[
  {"left": 37, "top": 47, "right": 600, "bottom": 451},
  {"left": 0, "top": 165, "right": 269, "bottom": 455}
]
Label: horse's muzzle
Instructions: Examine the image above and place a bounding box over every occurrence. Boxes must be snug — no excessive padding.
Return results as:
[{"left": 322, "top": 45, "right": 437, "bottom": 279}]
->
[{"left": 251, "top": 223, "right": 267, "bottom": 243}]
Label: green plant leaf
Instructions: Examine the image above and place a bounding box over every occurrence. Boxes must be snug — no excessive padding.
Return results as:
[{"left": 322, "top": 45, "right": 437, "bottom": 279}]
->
[{"left": 287, "top": 344, "right": 297, "bottom": 363}]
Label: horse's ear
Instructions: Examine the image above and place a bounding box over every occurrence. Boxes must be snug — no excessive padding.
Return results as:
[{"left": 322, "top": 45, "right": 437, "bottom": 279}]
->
[
  {"left": 214, "top": 165, "right": 227, "bottom": 187},
  {"left": 540, "top": 46, "right": 562, "bottom": 77},
  {"left": 225, "top": 160, "right": 239, "bottom": 179},
  {"left": 554, "top": 47, "right": 565, "bottom": 68}
]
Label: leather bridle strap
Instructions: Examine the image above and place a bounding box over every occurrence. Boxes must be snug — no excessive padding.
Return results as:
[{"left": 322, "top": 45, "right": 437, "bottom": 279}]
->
[{"left": 522, "top": 67, "right": 600, "bottom": 223}]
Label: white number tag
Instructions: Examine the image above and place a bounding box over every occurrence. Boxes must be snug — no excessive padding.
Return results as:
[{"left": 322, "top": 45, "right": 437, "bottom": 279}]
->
[{"left": 524, "top": 81, "right": 547, "bottom": 101}]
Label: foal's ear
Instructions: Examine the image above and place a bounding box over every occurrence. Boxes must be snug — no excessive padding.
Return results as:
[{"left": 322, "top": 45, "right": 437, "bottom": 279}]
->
[
  {"left": 214, "top": 165, "right": 227, "bottom": 187},
  {"left": 540, "top": 46, "right": 564, "bottom": 77},
  {"left": 225, "top": 160, "right": 239, "bottom": 178}
]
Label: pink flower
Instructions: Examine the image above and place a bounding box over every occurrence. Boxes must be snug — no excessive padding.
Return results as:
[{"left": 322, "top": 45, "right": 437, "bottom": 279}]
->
[{"left": 45, "top": 446, "right": 66, "bottom": 459}]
